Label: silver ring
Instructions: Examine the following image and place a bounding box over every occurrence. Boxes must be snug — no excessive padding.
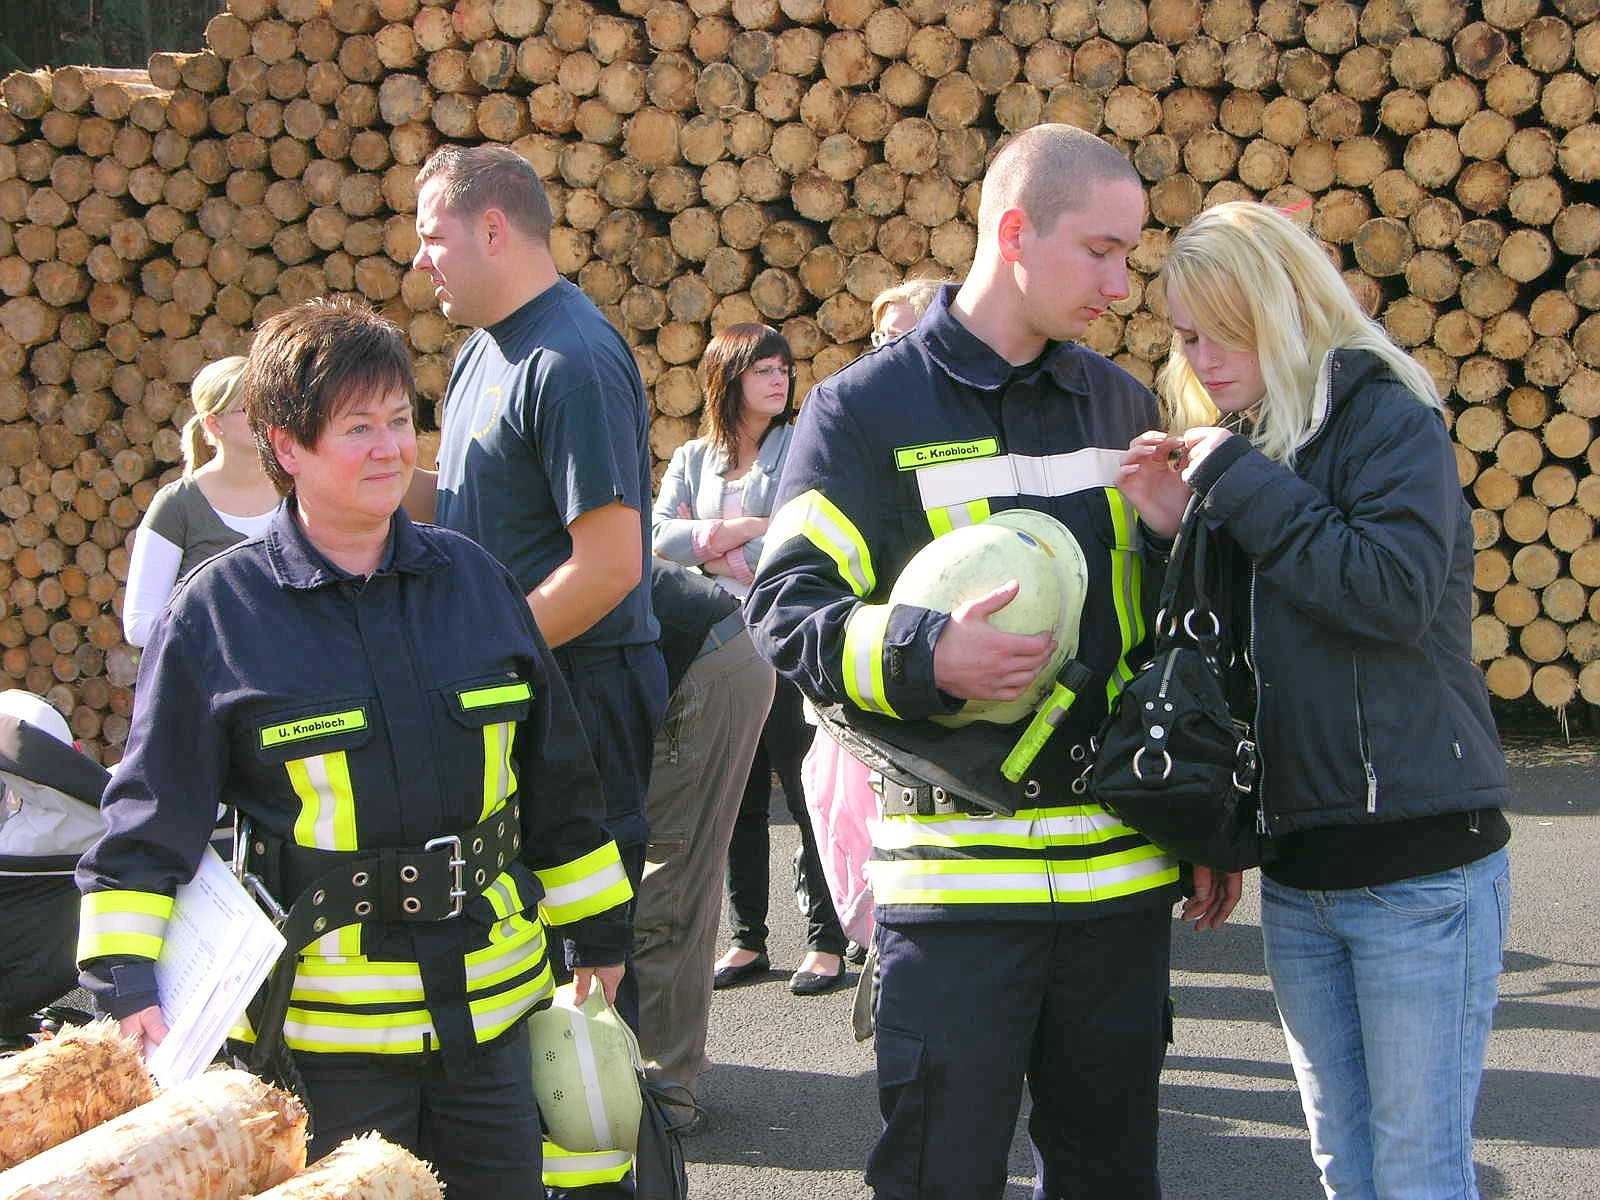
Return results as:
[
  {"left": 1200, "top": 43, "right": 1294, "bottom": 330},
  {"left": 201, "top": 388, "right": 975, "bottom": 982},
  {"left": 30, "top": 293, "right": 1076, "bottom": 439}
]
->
[
  {"left": 400, "top": 864, "right": 419, "bottom": 883},
  {"left": 1183, "top": 608, "right": 1221, "bottom": 641},
  {"left": 472, "top": 837, "right": 484, "bottom": 854},
  {"left": 352, "top": 871, "right": 369, "bottom": 888},
  {"left": 1023, "top": 780, "right": 1042, "bottom": 799},
  {"left": 402, "top": 896, "right": 422, "bottom": 914},
  {"left": 312, "top": 916, "right": 326, "bottom": 932},
  {"left": 312, "top": 889, "right": 325, "bottom": 906},
  {"left": 1070, "top": 777, "right": 1088, "bottom": 796},
  {"left": 475, "top": 868, "right": 486, "bottom": 885},
  {"left": 354, "top": 900, "right": 373, "bottom": 916},
  {"left": 1132, "top": 747, "right": 1173, "bottom": 781}
]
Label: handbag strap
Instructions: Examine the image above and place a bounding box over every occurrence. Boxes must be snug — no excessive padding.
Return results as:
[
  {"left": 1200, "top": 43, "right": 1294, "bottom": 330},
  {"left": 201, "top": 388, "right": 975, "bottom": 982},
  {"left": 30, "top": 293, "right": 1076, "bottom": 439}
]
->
[{"left": 1154, "top": 497, "right": 1221, "bottom": 654}]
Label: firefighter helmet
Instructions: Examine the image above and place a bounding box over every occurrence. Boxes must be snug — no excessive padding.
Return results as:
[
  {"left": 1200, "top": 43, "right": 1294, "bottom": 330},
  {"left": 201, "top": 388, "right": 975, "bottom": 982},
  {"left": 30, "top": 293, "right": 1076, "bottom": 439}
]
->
[{"left": 528, "top": 982, "right": 644, "bottom": 1155}]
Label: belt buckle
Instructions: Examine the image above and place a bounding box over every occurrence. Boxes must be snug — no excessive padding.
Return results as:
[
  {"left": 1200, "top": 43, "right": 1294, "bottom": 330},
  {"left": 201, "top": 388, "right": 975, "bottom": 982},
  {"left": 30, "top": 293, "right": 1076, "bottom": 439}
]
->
[{"left": 424, "top": 833, "right": 467, "bottom": 918}]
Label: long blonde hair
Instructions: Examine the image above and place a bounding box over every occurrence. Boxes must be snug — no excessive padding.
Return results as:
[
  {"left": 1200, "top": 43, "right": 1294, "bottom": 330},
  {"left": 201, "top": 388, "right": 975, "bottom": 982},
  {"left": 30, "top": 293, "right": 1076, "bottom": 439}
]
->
[
  {"left": 180, "top": 355, "right": 248, "bottom": 475},
  {"left": 1157, "top": 202, "right": 1441, "bottom": 466}
]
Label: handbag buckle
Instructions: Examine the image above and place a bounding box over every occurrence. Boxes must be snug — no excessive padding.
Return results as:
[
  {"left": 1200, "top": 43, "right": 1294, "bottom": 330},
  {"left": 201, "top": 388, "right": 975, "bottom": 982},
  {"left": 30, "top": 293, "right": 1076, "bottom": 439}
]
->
[
  {"left": 1233, "top": 738, "right": 1258, "bottom": 793},
  {"left": 1132, "top": 746, "right": 1172, "bottom": 782}
]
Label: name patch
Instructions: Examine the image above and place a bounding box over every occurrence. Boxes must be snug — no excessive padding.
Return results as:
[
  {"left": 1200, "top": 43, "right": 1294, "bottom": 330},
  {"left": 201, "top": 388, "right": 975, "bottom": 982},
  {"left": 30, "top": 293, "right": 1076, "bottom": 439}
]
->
[
  {"left": 894, "top": 437, "right": 1000, "bottom": 471},
  {"left": 260, "top": 708, "right": 367, "bottom": 749}
]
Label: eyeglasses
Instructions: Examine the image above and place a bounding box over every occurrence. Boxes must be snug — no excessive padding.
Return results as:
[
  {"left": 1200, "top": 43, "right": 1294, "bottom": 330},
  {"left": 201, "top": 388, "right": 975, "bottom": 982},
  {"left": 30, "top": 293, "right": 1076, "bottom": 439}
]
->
[{"left": 746, "top": 365, "right": 794, "bottom": 380}]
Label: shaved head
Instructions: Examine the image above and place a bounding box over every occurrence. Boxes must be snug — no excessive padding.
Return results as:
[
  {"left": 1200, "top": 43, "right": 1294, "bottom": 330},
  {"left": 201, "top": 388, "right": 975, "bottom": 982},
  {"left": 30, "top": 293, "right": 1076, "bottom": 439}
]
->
[{"left": 978, "top": 124, "right": 1141, "bottom": 238}]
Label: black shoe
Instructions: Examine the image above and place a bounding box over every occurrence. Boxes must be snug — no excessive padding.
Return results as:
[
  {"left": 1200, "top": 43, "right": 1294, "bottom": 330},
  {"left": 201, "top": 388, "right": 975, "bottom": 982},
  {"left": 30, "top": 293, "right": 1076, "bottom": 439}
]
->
[
  {"left": 712, "top": 953, "right": 769, "bottom": 989},
  {"left": 789, "top": 964, "right": 848, "bottom": 996},
  {"left": 844, "top": 940, "right": 868, "bottom": 966}
]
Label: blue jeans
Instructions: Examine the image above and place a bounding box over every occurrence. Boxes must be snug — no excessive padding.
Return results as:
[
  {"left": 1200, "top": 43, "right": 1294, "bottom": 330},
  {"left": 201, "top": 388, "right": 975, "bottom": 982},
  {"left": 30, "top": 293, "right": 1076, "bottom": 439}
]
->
[{"left": 1261, "top": 847, "right": 1510, "bottom": 1200}]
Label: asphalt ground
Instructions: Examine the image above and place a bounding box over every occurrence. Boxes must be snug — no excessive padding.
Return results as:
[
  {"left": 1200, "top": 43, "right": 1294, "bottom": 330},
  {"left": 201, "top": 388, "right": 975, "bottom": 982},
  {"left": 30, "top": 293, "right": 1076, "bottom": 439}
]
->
[{"left": 685, "top": 743, "right": 1600, "bottom": 1199}]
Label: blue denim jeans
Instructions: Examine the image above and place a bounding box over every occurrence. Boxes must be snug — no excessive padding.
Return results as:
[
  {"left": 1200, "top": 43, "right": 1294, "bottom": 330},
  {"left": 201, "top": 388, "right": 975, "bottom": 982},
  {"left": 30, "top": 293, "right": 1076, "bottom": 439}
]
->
[{"left": 1261, "top": 846, "right": 1510, "bottom": 1200}]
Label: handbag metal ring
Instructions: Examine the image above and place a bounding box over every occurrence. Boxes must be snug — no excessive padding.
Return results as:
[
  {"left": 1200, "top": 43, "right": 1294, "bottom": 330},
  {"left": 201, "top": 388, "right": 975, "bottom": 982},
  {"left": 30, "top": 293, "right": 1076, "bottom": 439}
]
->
[
  {"left": 1132, "top": 747, "right": 1173, "bottom": 781},
  {"left": 1156, "top": 607, "right": 1179, "bottom": 639},
  {"left": 1070, "top": 777, "right": 1087, "bottom": 795},
  {"left": 1183, "top": 608, "right": 1221, "bottom": 641}
]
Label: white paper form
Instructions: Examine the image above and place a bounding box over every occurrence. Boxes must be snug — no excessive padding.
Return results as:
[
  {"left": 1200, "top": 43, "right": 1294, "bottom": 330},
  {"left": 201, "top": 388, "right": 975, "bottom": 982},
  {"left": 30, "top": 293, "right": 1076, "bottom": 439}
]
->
[{"left": 146, "top": 846, "right": 286, "bottom": 1086}]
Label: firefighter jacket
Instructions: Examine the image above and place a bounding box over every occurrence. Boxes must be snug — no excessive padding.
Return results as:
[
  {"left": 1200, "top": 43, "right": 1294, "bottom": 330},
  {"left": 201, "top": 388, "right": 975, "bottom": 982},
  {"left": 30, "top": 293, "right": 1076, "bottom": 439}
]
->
[
  {"left": 76, "top": 504, "right": 632, "bottom": 1067},
  {"left": 746, "top": 287, "right": 1182, "bottom": 925}
]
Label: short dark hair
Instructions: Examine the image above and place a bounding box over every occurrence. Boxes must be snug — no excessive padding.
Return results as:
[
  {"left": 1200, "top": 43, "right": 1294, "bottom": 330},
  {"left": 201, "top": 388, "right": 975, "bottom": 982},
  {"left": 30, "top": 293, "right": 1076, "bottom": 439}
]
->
[
  {"left": 415, "top": 144, "right": 554, "bottom": 244},
  {"left": 698, "top": 324, "right": 793, "bottom": 464},
  {"left": 244, "top": 296, "right": 416, "bottom": 496},
  {"left": 980, "top": 123, "right": 1142, "bottom": 238}
]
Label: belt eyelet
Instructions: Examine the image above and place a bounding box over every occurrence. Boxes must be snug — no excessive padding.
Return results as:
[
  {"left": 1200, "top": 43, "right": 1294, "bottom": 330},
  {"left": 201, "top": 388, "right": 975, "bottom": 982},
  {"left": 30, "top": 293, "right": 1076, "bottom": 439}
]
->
[
  {"left": 474, "top": 868, "right": 486, "bottom": 885},
  {"left": 1023, "top": 780, "right": 1042, "bottom": 799},
  {"left": 400, "top": 864, "right": 420, "bottom": 883},
  {"left": 312, "top": 889, "right": 326, "bottom": 906},
  {"left": 352, "top": 871, "right": 369, "bottom": 888},
  {"left": 312, "top": 916, "right": 327, "bottom": 932},
  {"left": 402, "top": 896, "right": 422, "bottom": 914},
  {"left": 354, "top": 900, "right": 373, "bottom": 917},
  {"left": 472, "top": 837, "right": 484, "bottom": 854}
]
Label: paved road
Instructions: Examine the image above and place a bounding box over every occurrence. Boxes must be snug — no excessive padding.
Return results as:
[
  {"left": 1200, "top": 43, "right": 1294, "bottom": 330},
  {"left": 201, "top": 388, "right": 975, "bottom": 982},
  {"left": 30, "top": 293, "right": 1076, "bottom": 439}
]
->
[{"left": 685, "top": 748, "right": 1600, "bottom": 1198}]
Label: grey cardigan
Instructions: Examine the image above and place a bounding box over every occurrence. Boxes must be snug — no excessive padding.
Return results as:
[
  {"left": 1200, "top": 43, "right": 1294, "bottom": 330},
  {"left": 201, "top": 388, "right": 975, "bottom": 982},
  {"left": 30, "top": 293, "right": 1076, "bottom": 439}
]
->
[{"left": 652, "top": 424, "right": 793, "bottom": 574}]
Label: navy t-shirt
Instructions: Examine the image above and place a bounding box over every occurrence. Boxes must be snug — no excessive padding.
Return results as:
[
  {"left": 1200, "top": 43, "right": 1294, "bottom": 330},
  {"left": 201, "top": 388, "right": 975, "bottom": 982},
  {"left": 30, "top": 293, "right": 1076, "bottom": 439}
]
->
[{"left": 435, "top": 278, "right": 659, "bottom": 648}]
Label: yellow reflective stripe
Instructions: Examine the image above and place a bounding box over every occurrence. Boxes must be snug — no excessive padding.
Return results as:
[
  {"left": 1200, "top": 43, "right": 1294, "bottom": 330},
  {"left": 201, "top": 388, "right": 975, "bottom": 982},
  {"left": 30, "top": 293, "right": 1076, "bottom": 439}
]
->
[
  {"left": 841, "top": 602, "right": 899, "bottom": 717},
  {"left": 287, "top": 751, "right": 359, "bottom": 851},
  {"left": 483, "top": 871, "right": 524, "bottom": 922},
  {"left": 924, "top": 496, "right": 992, "bottom": 538},
  {"left": 761, "top": 489, "right": 875, "bottom": 597},
  {"left": 77, "top": 889, "right": 174, "bottom": 962},
  {"left": 542, "top": 1145, "right": 633, "bottom": 1187},
  {"left": 459, "top": 682, "right": 532, "bottom": 709},
  {"left": 465, "top": 915, "right": 547, "bottom": 991},
  {"left": 280, "top": 1005, "right": 435, "bottom": 1054},
  {"left": 1104, "top": 487, "right": 1145, "bottom": 706},
  {"left": 259, "top": 708, "right": 366, "bottom": 748},
  {"left": 470, "top": 966, "right": 555, "bottom": 1042},
  {"left": 535, "top": 841, "right": 632, "bottom": 926},
  {"left": 873, "top": 805, "right": 1137, "bottom": 850},
  {"left": 311, "top": 922, "right": 363, "bottom": 958},
  {"left": 868, "top": 846, "right": 1177, "bottom": 906},
  {"left": 480, "top": 720, "right": 515, "bottom": 822}
]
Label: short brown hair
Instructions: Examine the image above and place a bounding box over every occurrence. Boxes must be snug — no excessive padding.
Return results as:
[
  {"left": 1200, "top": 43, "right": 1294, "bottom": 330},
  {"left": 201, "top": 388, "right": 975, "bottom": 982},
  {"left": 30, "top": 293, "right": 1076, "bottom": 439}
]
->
[
  {"left": 244, "top": 296, "right": 416, "bottom": 495},
  {"left": 698, "top": 324, "right": 793, "bottom": 465},
  {"left": 979, "top": 123, "right": 1141, "bottom": 238},
  {"left": 415, "top": 144, "right": 554, "bottom": 244}
]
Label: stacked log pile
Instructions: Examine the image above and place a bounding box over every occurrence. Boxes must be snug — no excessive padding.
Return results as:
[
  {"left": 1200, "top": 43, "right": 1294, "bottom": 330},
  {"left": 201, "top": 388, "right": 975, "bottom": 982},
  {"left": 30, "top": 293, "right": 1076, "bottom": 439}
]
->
[{"left": 0, "top": 0, "right": 1598, "bottom": 752}]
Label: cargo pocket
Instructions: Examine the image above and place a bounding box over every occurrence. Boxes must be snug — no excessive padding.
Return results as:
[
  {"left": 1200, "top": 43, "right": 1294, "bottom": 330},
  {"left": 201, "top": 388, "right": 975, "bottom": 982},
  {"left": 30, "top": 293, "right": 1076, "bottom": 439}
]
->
[{"left": 865, "top": 1024, "right": 927, "bottom": 1198}]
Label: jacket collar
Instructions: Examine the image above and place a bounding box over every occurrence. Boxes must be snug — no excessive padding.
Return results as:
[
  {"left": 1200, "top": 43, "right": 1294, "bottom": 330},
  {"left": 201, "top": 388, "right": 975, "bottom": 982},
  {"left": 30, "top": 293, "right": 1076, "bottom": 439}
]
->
[
  {"left": 918, "top": 284, "right": 1092, "bottom": 394},
  {"left": 705, "top": 421, "right": 792, "bottom": 477},
  {"left": 1298, "top": 348, "right": 1388, "bottom": 454},
  {"left": 265, "top": 502, "right": 448, "bottom": 591}
]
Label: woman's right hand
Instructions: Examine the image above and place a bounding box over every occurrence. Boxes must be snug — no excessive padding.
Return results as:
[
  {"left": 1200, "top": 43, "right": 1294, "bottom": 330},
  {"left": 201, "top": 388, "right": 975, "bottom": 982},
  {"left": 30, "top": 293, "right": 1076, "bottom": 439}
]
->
[{"left": 119, "top": 1005, "right": 169, "bottom": 1055}]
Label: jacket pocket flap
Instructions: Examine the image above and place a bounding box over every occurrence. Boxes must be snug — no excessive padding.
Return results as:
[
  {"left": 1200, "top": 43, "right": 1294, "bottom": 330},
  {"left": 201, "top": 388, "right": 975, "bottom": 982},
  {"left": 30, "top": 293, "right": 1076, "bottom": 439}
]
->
[
  {"left": 254, "top": 703, "right": 374, "bottom": 763},
  {"left": 447, "top": 677, "right": 534, "bottom": 727}
]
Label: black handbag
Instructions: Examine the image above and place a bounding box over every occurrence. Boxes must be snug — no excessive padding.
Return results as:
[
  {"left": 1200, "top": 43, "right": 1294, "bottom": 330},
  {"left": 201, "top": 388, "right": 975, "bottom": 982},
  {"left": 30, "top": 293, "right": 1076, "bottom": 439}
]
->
[{"left": 1087, "top": 499, "right": 1264, "bottom": 871}]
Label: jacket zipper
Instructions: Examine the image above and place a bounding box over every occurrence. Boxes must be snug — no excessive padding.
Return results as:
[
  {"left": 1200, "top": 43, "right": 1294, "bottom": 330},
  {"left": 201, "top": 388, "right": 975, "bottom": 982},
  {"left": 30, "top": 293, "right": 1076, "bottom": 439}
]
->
[
  {"left": 1352, "top": 657, "right": 1378, "bottom": 813},
  {"left": 1249, "top": 562, "right": 1268, "bottom": 835}
]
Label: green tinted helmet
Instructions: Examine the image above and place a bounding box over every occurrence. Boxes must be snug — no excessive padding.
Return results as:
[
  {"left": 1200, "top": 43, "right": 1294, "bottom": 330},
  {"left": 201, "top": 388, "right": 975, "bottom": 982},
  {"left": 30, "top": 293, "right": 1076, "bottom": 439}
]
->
[{"left": 528, "top": 983, "right": 644, "bottom": 1154}]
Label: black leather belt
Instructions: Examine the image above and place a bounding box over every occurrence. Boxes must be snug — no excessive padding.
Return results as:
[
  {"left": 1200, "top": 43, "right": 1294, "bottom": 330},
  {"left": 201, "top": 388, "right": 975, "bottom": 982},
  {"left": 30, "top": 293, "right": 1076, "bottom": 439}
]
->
[{"left": 241, "top": 799, "right": 521, "bottom": 1074}]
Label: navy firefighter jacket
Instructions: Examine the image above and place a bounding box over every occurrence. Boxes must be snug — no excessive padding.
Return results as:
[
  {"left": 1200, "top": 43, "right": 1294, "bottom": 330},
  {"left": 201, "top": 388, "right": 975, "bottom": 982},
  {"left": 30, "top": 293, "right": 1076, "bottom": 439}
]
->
[
  {"left": 76, "top": 504, "right": 631, "bottom": 1065},
  {"left": 746, "top": 286, "right": 1182, "bottom": 925}
]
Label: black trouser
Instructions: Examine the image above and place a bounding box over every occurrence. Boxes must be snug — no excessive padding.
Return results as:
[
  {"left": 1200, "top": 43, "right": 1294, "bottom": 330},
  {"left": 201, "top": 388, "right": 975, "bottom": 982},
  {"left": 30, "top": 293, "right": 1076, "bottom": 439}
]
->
[
  {"left": 725, "top": 677, "right": 847, "bottom": 956},
  {"left": 869, "top": 908, "right": 1171, "bottom": 1200},
  {"left": 553, "top": 641, "right": 668, "bottom": 1030},
  {"left": 297, "top": 1022, "right": 543, "bottom": 1200},
  {"left": 0, "top": 876, "right": 80, "bottom": 1033}
]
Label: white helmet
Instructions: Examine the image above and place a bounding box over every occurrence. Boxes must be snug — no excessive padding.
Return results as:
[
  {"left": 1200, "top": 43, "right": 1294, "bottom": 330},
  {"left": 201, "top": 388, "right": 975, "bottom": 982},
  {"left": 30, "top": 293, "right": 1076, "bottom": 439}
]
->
[
  {"left": 528, "top": 983, "right": 644, "bottom": 1154},
  {"left": 888, "top": 511, "right": 1088, "bottom": 727},
  {"left": 0, "top": 690, "right": 72, "bottom": 745}
]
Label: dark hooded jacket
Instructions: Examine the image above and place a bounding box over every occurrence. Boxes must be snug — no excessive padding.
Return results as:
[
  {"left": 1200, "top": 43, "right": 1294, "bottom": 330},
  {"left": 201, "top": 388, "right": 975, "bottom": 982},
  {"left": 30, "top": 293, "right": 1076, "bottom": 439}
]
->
[{"left": 1187, "top": 348, "right": 1509, "bottom": 837}]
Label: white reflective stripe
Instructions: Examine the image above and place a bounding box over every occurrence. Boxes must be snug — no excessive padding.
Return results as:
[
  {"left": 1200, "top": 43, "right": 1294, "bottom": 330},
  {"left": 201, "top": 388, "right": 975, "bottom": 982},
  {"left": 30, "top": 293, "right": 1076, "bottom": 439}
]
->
[
  {"left": 542, "top": 859, "right": 628, "bottom": 911},
  {"left": 80, "top": 911, "right": 169, "bottom": 940},
  {"left": 543, "top": 1149, "right": 633, "bottom": 1175},
  {"left": 871, "top": 808, "right": 1129, "bottom": 848},
  {"left": 484, "top": 874, "right": 519, "bottom": 921},
  {"left": 470, "top": 976, "right": 552, "bottom": 1039},
  {"left": 868, "top": 852, "right": 1175, "bottom": 896},
  {"left": 867, "top": 865, "right": 1049, "bottom": 894},
  {"left": 294, "top": 967, "right": 423, "bottom": 995},
  {"left": 305, "top": 754, "right": 339, "bottom": 850},
  {"left": 914, "top": 448, "right": 1123, "bottom": 510},
  {"left": 465, "top": 925, "right": 546, "bottom": 987},
  {"left": 282, "top": 1013, "right": 435, "bottom": 1048},
  {"left": 569, "top": 1001, "right": 615, "bottom": 1150},
  {"left": 1050, "top": 855, "right": 1176, "bottom": 891}
]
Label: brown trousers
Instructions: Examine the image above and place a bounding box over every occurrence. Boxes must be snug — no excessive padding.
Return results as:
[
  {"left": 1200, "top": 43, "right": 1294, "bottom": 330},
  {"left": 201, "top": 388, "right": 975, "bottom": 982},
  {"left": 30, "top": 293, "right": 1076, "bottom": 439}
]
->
[{"left": 633, "top": 627, "right": 774, "bottom": 1096}]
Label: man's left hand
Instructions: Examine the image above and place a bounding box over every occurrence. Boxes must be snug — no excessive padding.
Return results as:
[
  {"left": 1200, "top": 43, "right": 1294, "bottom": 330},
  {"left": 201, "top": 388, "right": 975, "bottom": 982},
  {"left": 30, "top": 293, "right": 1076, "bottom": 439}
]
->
[{"left": 572, "top": 963, "right": 626, "bottom": 1007}]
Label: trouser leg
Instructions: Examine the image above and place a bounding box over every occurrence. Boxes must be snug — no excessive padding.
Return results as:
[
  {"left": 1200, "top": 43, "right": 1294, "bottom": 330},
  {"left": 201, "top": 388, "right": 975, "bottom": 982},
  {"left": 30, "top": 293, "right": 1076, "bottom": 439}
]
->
[
  {"left": 635, "top": 632, "right": 774, "bottom": 1092},
  {"left": 0, "top": 877, "right": 80, "bottom": 1030},
  {"left": 297, "top": 1055, "right": 423, "bottom": 1168},
  {"left": 868, "top": 921, "right": 1049, "bottom": 1200},
  {"left": 1026, "top": 907, "right": 1170, "bottom": 1200},
  {"left": 763, "top": 678, "right": 847, "bottom": 955},
  {"left": 419, "top": 1023, "right": 545, "bottom": 1200},
  {"left": 725, "top": 722, "right": 776, "bottom": 955}
]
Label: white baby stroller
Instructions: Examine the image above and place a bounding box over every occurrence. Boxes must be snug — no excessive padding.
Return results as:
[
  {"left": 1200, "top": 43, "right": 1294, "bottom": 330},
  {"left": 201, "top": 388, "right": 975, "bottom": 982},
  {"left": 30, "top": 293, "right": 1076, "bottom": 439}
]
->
[{"left": 0, "top": 690, "right": 107, "bottom": 1051}]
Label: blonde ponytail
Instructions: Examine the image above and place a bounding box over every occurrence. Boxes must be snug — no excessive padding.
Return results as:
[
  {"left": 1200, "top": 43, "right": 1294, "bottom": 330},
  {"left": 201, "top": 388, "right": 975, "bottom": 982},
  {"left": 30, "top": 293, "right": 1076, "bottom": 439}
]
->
[{"left": 181, "top": 356, "right": 248, "bottom": 476}]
